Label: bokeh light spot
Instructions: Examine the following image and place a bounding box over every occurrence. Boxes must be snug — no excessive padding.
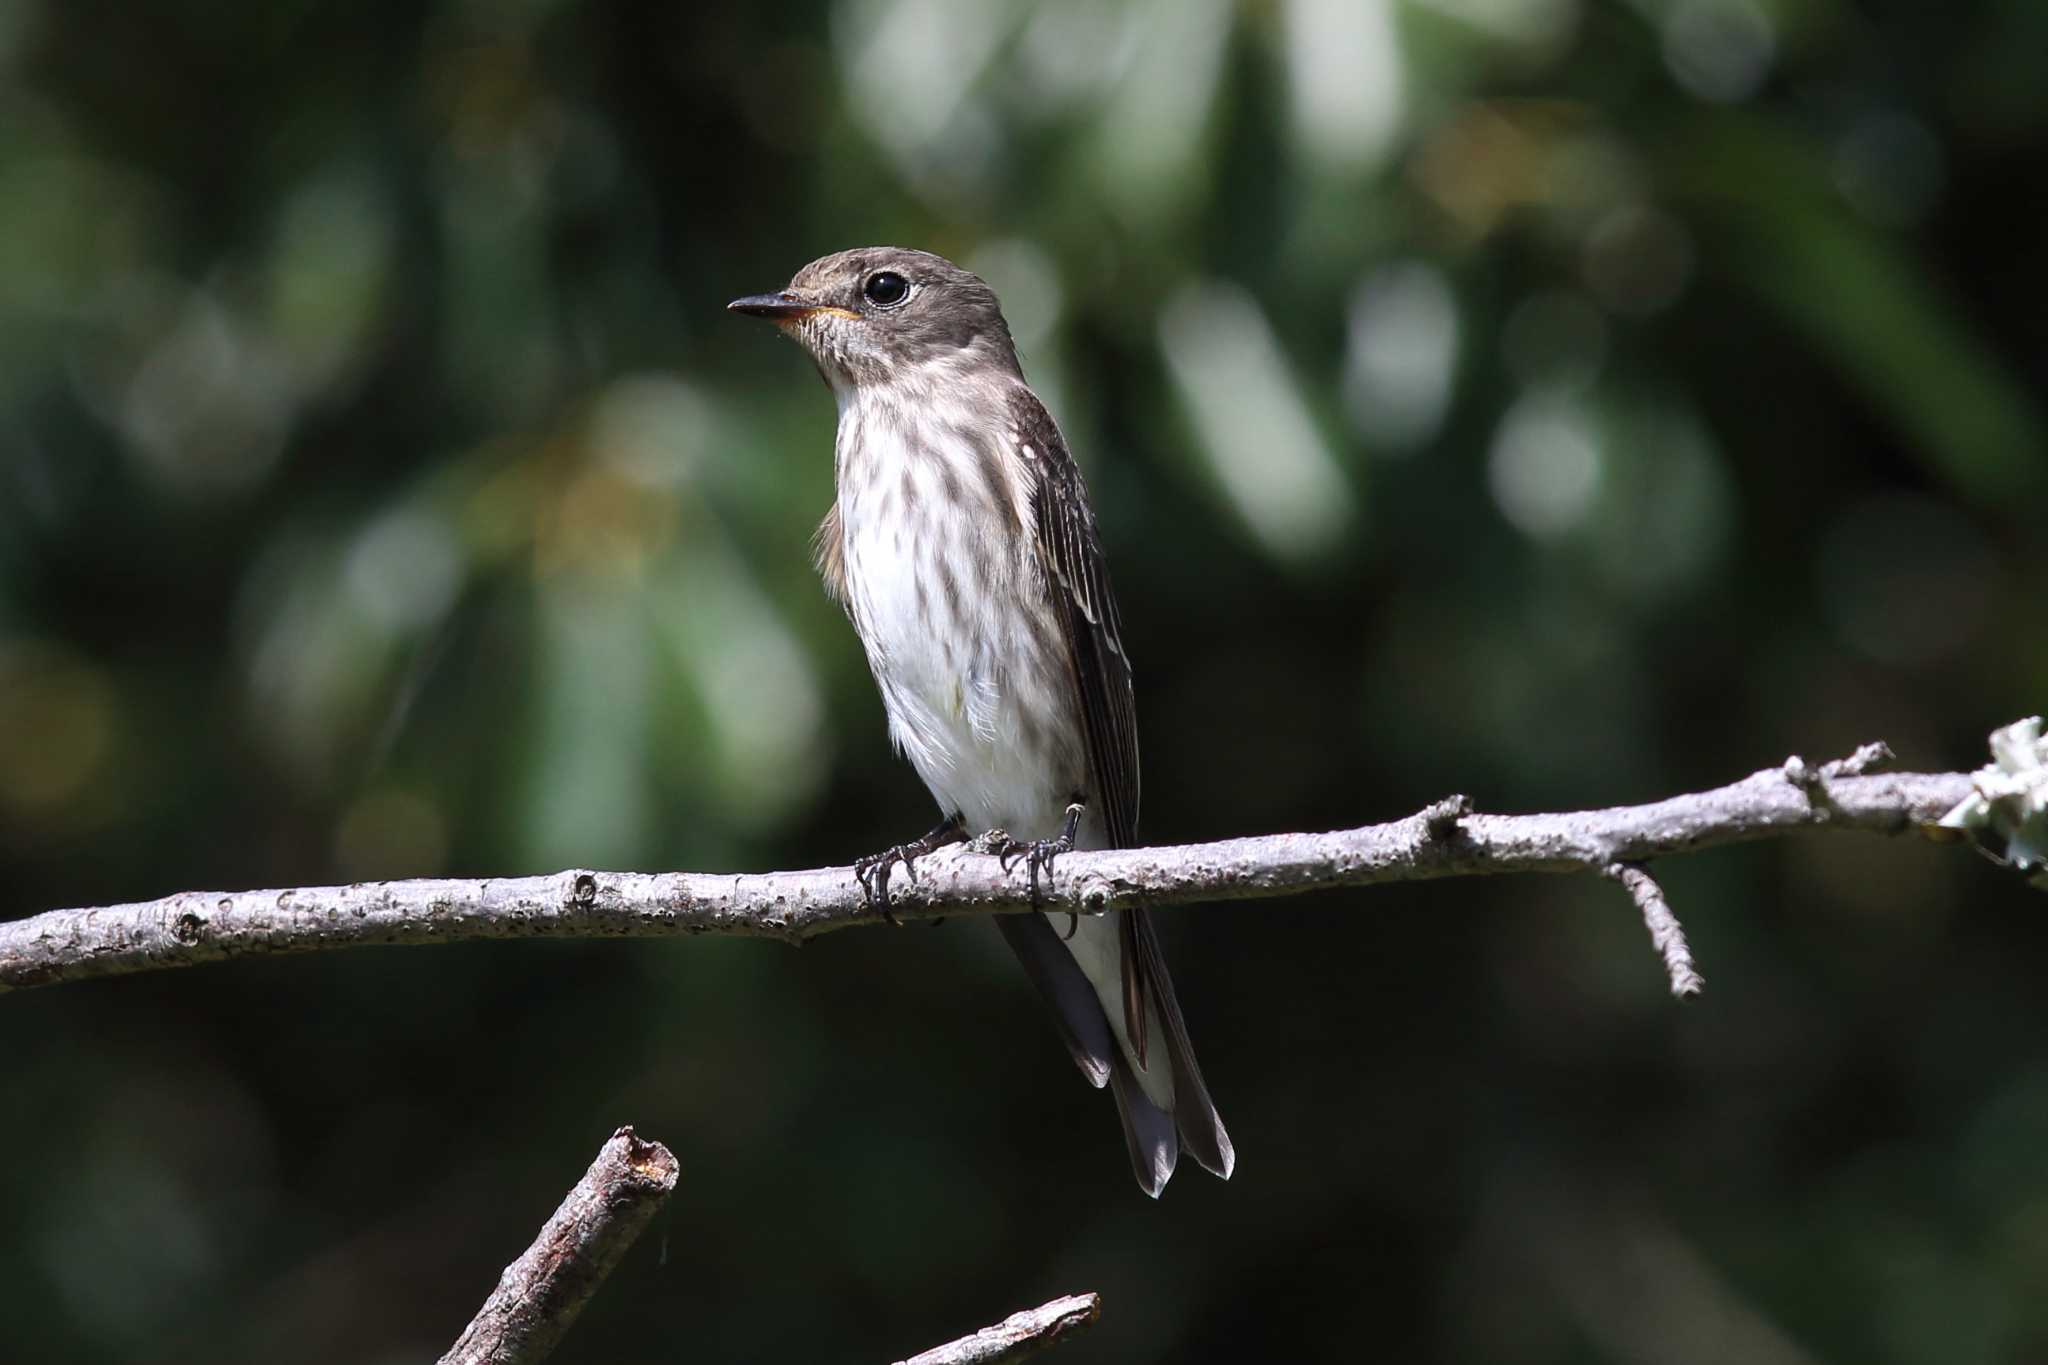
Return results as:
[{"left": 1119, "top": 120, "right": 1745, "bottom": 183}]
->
[
  {"left": 1661, "top": 0, "right": 1775, "bottom": 104},
  {"left": 1160, "top": 280, "right": 1355, "bottom": 560},
  {"left": 1344, "top": 260, "right": 1459, "bottom": 453},
  {"left": 1488, "top": 389, "right": 1603, "bottom": 538}
]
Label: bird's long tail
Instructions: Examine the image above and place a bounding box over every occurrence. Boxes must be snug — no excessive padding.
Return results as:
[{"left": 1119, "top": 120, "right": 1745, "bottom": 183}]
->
[{"left": 995, "top": 907, "right": 1233, "bottom": 1196}]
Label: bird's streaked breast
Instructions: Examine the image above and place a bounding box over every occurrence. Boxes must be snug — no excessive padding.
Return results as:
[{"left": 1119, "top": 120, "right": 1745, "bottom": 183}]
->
[{"left": 828, "top": 378, "right": 1085, "bottom": 834}]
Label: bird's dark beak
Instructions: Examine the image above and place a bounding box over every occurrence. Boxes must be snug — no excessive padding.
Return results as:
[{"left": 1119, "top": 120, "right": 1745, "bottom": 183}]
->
[
  {"left": 727, "top": 291, "right": 861, "bottom": 324},
  {"left": 727, "top": 291, "right": 808, "bottom": 320}
]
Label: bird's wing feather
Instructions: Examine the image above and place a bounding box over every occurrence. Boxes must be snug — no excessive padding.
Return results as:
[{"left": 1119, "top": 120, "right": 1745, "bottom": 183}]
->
[
  {"left": 1010, "top": 390, "right": 1139, "bottom": 851},
  {"left": 812, "top": 499, "right": 849, "bottom": 610},
  {"left": 1012, "top": 388, "right": 1155, "bottom": 1065}
]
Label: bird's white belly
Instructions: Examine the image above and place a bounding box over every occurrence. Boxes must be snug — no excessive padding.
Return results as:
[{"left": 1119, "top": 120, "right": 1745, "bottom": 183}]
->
[{"left": 840, "top": 491, "right": 1074, "bottom": 839}]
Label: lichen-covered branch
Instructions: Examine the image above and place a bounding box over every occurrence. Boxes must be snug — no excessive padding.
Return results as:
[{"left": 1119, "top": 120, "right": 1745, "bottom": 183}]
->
[
  {"left": 439, "top": 1126, "right": 679, "bottom": 1365},
  {"left": 0, "top": 752, "right": 1995, "bottom": 997},
  {"left": 896, "top": 1294, "right": 1101, "bottom": 1365}
]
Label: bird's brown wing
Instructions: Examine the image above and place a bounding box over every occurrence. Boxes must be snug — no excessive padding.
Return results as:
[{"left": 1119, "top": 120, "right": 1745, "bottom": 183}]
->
[
  {"left": 1010, "top": 390, "right": 1139, "bottom": 851},
  {"left": 1004, "top": 391, "right": 1232, "bottom": 1183}
]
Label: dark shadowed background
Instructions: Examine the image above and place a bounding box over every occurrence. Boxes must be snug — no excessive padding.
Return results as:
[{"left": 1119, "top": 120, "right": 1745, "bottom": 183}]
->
[{"left": 5, "top": 1, "right": 2047, "bottom": 1360}]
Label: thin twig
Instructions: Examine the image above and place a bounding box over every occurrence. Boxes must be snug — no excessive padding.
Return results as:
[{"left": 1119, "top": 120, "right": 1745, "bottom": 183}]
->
[
  {"left": 896, "top": 1294, "right": 1102, "bottom": 1365},
  {"left": 0, "top": 759, "right": 1985, "bottom": 996},
  {"left": 1603, "top": 863, "right": 1704, "bottom": 998},
  {"left": 1783, "top": 741, "right": 1894, "bottom": 813},
  {"left": 439, "top": 1126, "right": 679, "bottom": 1365}
]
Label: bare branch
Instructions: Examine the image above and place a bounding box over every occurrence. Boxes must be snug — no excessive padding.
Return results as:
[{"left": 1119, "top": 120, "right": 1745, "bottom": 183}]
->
[
  {"left": 1782, "top": 741, "right": 1896, "bottom": 814},
  {"left": 440, "top": 1126, "right": 678, "bottom": 1365},
  {"left": 896, "top": 1294, "right": 1101, "bottom": 1365},
  {"left": 1603, "top": 862, "right": 1704, "bottom": 998},
  {"left": 0, "top": 756, "right": 1987, "bottom": 996}
]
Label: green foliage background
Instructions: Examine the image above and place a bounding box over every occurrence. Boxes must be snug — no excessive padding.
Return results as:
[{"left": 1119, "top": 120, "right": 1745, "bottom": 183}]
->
[{"left": 4, "top": 0, "right": 2047, "bottom": 1359}]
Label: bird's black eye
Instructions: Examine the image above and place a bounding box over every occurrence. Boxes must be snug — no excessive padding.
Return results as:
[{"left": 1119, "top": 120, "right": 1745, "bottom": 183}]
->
[{"left": 862, "top": 271, "right": 910, "bottom": 308}]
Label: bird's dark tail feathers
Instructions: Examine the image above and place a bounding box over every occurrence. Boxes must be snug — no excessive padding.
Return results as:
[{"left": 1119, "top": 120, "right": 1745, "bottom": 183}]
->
[
  {"left": 1128, "top": 906, "right": 1234, "bottom": 1182},
  {"left": 996, "top": 907, "right": 1233, "bottom": 1196}
]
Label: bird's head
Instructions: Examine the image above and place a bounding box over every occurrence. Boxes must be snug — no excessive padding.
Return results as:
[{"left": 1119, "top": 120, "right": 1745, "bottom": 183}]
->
[{"left": 728, "top": 247, "right": 1021, "bottom": 393}]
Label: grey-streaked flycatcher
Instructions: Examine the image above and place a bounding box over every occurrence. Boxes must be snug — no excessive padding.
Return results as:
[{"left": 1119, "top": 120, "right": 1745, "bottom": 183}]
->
[{"left": 729, "top": 247, "right": 1233, "bottom": 1196}]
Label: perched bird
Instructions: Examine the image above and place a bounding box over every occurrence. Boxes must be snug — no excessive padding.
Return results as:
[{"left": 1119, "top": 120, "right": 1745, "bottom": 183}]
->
[{"left": 729, "top": 248, "right": 1233, "bottom": 1196}]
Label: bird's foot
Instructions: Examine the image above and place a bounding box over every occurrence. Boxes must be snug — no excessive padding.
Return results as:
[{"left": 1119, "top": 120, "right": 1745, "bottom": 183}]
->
[
  {"left": 989, "top": 802, "right": 1086, "bottom": 919},
  {"left": 854, "top": 815, "right": 966, "bottom": 925}
]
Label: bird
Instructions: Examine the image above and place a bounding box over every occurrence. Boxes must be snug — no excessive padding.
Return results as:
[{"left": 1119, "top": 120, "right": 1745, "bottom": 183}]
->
[{"left": 728, "top": 247, "right": 1233, "bottom": 1196}]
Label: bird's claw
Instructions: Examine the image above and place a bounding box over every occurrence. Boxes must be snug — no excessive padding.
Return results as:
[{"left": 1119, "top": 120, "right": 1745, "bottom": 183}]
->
[
  {"left": 988, "top": 803, "right": 1084, "bottom": 911},
  {"left": 853, "top": 847, "right": 915, "bottom": 925},
  {"left": 853, "top": 816, "right": 967, "bottom": 926}
]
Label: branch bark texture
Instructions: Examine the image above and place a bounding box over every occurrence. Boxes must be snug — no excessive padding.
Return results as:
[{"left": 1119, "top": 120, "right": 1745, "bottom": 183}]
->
[
  {"left": 0, "top": 761, "right": 1978, "bottom": 996},
  {"left": 1604, "top": 862, "right": 1705, "bottom": 998},
  {"left": 897, "top": 1294, "right": 1101, "bottom": 1365},
  {"left": 440, "top": 1126, "right": 678, "bottom": 1365}
]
